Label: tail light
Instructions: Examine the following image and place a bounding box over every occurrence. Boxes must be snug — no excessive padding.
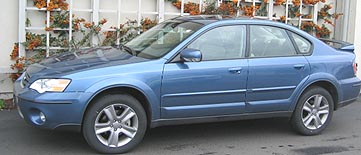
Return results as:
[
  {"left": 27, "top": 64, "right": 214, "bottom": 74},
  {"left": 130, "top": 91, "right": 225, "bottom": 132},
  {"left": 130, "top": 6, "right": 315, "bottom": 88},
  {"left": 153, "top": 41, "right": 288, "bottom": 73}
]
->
[{"left": 353, "top": 62, "right": 358, "bottom": 75}]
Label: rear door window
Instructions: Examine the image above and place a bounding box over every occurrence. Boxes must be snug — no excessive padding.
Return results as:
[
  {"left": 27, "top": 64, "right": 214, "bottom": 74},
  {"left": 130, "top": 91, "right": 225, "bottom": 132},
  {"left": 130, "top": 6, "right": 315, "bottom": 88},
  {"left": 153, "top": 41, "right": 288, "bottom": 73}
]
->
[{"left": 249, "top": 25, "right": 297, "bottom": 57}]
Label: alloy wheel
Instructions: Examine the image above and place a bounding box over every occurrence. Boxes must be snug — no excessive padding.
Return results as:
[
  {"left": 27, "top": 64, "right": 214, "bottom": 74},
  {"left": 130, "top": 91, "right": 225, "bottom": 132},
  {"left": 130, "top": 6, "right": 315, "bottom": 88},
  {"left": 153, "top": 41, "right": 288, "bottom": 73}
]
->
[
  {"left": 94, "top": 104, "right": 139, "bottom": 147},
  {"left": 301, "top": 94, "right": 330, "bottom": 130}
]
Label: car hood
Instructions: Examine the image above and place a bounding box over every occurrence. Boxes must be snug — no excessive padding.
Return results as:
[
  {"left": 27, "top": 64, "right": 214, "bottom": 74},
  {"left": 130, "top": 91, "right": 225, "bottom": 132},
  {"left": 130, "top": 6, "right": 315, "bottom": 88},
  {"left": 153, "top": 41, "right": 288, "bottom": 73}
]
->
[{"left": 26, "top": 46, "right": 149, "bottom": 77}]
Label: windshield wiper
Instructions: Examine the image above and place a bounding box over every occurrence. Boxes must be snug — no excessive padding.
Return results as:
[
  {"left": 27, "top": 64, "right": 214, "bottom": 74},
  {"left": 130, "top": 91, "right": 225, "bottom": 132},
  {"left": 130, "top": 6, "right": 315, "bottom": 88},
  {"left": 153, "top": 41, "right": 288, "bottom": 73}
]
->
[{"left": 114, "top": 44, "right": 136, "bottom": 56}]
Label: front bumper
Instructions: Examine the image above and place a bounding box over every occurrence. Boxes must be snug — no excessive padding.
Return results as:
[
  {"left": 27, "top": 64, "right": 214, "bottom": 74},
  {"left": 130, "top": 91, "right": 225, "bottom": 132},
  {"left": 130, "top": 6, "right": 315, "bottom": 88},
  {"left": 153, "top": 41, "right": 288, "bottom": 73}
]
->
[{"left": 14, "top": 80, "right": 93, "bottom": 130}]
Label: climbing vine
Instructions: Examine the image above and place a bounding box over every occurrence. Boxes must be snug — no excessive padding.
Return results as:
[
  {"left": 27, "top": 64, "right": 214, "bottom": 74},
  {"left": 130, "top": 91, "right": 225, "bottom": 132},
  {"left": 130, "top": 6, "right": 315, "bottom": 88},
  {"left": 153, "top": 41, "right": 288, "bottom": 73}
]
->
[{"left": 169, "top": 0, "right": 340, "bottom": 39}]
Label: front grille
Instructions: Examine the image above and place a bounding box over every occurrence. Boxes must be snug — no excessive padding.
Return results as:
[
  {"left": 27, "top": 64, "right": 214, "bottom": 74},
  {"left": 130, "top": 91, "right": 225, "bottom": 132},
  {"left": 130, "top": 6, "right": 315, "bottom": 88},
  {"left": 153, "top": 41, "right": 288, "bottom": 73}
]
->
[{"left": 20, "top": 72, "right": 30, "bottom": 88}]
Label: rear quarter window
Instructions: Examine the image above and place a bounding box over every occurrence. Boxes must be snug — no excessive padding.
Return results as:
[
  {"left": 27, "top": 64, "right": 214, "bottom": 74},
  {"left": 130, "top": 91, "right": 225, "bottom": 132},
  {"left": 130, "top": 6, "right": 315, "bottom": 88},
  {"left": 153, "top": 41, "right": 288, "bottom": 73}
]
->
[{"left": 290, "top": 32, "right": 312, "bottom": 54}]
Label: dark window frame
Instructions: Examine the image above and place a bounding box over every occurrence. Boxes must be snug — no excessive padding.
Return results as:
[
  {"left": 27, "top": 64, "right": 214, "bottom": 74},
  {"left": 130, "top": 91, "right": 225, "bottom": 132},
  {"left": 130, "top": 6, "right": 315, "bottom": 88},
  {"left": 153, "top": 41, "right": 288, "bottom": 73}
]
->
[
  {"left": 168, "top": 23, "right": 314, "bottom": 63},
  {"left": 287, "top": 31, "right": 313, "bottom": 55}
]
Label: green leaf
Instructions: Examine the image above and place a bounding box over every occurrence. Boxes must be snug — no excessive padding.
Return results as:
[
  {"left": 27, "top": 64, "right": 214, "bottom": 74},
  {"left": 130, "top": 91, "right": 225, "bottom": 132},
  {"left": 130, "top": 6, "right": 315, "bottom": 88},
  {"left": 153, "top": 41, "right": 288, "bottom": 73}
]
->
[{"left": 0, "top": 99, "right": 5, "bottom": 109}]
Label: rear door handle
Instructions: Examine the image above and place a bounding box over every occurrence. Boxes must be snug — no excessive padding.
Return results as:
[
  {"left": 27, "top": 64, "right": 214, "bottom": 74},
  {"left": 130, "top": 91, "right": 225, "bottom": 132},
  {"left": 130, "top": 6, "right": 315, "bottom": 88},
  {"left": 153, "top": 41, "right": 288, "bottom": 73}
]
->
[
  {"left": 229, "top": 67, "right": 242, "bottom": 74},
  {"left": 294, "top": 64, "right": 305, "bottom": 69}
]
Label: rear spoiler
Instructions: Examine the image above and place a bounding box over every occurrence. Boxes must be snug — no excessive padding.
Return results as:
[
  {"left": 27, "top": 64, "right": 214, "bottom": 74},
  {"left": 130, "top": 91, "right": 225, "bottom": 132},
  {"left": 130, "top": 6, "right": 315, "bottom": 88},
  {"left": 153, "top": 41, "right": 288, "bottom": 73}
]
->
[{"left": 319, "top": 38, "right": 354, "bottom": 53}]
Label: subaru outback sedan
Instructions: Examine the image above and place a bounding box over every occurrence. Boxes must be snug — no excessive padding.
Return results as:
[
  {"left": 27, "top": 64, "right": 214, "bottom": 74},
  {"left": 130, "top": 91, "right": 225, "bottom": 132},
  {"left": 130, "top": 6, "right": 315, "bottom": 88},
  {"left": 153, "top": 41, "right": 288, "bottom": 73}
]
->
[{"left": 14, "top": 15, "right": 361, "bottom": 153}]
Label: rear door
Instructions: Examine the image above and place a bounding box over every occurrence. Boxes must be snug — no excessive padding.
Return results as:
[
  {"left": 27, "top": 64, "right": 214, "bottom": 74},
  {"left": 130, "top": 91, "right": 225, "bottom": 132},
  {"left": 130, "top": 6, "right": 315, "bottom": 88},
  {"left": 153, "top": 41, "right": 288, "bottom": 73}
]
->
[{"left": 246, "top": 25, "right": 311, "bottom": 113}]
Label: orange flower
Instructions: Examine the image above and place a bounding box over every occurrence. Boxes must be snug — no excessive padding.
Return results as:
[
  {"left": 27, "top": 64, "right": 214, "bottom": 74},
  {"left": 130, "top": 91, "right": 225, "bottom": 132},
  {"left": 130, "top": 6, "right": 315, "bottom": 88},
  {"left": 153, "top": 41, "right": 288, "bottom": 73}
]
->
[
  {"left": 172, "top": 1, "right": 181, "bottom": 9},
  {"left": 45, "top": 27, "right": 53, "bottom": 31},
  {"left": 295, "top": 12, "right": 302, "bottom": 17},
  {"left": 304, "top": 14, "right": 312, "bottom": 19},
  {"left": 280, "top": 16, "right": 286, "bottom": 22},
  {"left": 63, "top": 20, "right": 69, "bottom": 24},
  {"left": 274, "top": 0, "right": 286, "bottom": 6},
  {"left": 10, "top": 44, "right": 19, "bottom": 60},
  {"left": 141, "top": 18, "right": 157, "bottom": 32},
  {"left": 303, "top": 0, "right": 327, "bottom": 5},
  {"left": 292, "top": 0, "right": 300, "bottom": 7},
  {"left": 172, "top": 1, "right": 200, "bottom": 15},
  {"left": 26, "top": 33, "right": 31, "bottom": 40},
  {"left": 84, "top": 22, "right": 93, "bottom": 28},
  {"left": 46, "top": 0, "right": 69, "bottom": 11},
  {"left": 326, "top": 4, "right": 332, "bottom": 10},
  {"left": 332, "top": 13, "right": 343, "bottom": 20},
  {"left": 324, "top": 19, "right": 335, "bottom": 26},
  {"left": 73, "top": 24, "right": 79, "bottom": 31},
  {"left": 314, "top": 25, "right": 322, "bottom": 31},
  {"left": 99, "top": 18, "right": 107, "bottom": 25},
  {"left": 242, "top": 5, "right": 257, "bottom": 17},
  {"left": 34, "top": 0, "right": 46, "bottom": 9},
  {"left": 94, "top": 27, "right": 101, "bottom": 33},
  {"left": 27, "top": 36, "right": 41, "bottom": 50}
]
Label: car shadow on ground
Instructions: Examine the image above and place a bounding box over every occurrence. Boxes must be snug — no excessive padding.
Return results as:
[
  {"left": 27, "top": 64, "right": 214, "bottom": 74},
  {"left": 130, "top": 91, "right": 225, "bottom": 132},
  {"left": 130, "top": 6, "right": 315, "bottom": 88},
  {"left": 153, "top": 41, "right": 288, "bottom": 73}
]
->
[{"left": 37, "top": 117, "right": 293, "bottom": 154}]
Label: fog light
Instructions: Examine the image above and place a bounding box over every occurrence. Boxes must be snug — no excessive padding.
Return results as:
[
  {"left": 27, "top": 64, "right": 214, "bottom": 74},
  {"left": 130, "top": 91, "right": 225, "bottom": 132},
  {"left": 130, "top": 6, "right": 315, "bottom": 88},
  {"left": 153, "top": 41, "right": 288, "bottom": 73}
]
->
[{"left": 39, "top": 112, "right": 46, "bottom": 122}]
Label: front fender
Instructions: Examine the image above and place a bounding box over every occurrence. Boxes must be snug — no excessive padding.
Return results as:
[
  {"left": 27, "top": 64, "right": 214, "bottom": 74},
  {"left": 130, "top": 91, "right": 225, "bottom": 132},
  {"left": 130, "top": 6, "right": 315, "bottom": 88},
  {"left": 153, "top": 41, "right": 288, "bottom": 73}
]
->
[{"left": 83, "top": 77, "right": 160, "bottom": 121}]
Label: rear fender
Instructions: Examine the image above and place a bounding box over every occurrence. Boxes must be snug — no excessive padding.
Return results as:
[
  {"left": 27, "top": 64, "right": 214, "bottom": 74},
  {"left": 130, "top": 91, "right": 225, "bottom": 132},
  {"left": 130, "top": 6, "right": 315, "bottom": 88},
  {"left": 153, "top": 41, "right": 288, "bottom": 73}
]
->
[{"left": 289, "top": 73, "right": 341, "bottom": 111}]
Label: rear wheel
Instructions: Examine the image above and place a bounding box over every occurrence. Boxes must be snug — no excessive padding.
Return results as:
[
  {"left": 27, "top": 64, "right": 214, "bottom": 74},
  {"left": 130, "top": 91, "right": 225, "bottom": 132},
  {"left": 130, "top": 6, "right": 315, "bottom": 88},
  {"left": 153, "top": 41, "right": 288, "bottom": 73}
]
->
[
  {"left": 83, "top": 94, "right": 147, "bottom": 154},
  {"left": 291, "top": 86, "right": 334, "bottom": 135}
]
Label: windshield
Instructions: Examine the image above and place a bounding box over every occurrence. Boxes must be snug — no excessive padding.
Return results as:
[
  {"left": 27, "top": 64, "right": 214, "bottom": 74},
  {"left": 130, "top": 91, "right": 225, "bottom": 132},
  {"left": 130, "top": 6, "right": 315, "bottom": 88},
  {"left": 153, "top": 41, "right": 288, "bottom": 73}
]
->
[{"left": 125, "top": 20, "right": 203, "bottom": 59}]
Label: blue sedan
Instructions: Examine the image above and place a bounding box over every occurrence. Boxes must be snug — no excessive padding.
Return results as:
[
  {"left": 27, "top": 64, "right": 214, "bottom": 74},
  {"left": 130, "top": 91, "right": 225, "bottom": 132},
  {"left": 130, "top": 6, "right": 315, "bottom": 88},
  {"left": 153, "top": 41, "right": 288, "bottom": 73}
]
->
[{"left": 14, "top": 15, "right": 361, "bottom": 153}]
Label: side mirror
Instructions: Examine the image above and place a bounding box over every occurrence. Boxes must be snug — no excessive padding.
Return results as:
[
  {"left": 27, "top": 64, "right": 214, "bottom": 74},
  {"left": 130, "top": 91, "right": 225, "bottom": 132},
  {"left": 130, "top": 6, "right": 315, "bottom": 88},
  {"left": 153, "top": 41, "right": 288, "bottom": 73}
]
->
[{"left": 180, "top": 48, "right": 202, "bottom": 62}]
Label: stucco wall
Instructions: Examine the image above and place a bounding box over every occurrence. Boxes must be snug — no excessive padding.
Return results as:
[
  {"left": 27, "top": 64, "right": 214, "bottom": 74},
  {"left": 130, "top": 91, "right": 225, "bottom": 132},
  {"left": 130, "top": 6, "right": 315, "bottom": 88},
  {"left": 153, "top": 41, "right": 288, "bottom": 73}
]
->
[
  {"left": 0, "top": 0, "right": 19, "bottom": 94},
  {"left": 350, "top": 0, "right": 361, "bottom": 78}
]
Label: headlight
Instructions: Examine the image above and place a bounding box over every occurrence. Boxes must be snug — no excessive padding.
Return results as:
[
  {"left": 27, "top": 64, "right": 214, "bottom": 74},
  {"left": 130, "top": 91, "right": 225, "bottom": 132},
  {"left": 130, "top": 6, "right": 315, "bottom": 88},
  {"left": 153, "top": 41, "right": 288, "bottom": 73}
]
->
[{"left": 29, "top": 79, "right": 71, "bottom": 93}]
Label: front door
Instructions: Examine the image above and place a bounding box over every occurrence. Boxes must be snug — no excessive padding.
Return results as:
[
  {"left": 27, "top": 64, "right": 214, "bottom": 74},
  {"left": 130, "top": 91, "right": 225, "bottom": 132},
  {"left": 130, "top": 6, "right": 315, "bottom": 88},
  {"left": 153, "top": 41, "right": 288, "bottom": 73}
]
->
[{"left": 161, "top": 25, "right": 248, "bottom": 119}]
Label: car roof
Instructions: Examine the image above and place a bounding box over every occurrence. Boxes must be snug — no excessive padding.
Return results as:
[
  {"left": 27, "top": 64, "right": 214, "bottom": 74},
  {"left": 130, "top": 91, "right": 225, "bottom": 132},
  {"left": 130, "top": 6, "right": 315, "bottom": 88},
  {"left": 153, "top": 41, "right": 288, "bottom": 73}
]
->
[
  {"left": 171, "top": 15, "right": 313, "bottom": 38},
  {"left": 172, "top": 15, "right": 271, "bottom": 25}
]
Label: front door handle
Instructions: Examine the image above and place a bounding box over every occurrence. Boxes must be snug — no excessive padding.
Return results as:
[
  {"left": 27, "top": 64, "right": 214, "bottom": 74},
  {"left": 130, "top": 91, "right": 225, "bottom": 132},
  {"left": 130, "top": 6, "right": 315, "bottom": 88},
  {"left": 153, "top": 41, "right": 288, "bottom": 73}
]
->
[
  {"left": 229, "top": 67, "right": 242, "bottom": 74},
  {"left": 294, "top": 64, "right": 305, "bottom": 69}
]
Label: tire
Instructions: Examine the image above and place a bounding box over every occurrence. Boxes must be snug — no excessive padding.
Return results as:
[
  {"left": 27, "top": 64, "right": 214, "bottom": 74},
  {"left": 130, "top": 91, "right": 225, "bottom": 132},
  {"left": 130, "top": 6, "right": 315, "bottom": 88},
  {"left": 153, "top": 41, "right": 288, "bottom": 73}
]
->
[
  {"left": 83, "top": 94, "right": 147, "bottom": 154},
  {"left": 291, "top": 86, "right": 334, "bottom": 135}
]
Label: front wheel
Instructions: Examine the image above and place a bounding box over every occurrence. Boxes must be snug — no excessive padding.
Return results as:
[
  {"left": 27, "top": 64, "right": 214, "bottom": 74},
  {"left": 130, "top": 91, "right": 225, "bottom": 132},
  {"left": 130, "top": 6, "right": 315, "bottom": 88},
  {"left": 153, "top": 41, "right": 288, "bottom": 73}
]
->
[
  {"left": 291, "top": 86, "right": 334, "bottom": 135},
  {"left": 83, "top": 94, "right": 147, "bottom": 154}
]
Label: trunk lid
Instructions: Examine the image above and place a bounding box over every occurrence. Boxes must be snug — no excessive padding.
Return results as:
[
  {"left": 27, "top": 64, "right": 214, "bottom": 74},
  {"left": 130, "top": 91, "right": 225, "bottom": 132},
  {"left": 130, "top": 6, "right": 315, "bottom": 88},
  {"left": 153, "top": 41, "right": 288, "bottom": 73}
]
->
[{"left": 320, "top": 38, "right": 354, "bottom": 53}]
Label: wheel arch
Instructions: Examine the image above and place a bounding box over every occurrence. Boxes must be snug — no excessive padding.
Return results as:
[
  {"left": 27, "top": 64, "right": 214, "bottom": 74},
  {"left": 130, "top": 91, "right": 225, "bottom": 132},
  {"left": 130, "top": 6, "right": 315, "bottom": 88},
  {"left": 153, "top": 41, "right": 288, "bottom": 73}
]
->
[
  {"left": 294, "top": 79, "right": 340, "bottom": 111},
  {"left": 81, "top": 82, "right": 159, "bottom": 129}
]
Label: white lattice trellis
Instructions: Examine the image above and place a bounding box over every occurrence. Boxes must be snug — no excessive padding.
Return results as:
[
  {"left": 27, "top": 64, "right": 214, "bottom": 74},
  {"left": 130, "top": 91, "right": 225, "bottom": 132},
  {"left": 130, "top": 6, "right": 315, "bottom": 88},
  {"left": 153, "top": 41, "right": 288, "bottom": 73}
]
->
[
  {"left": 19, "top": 0, "right": 319, "bottom": 58},
  {"left": 18, "top": 0, "right": 204, "bottom": 58}
]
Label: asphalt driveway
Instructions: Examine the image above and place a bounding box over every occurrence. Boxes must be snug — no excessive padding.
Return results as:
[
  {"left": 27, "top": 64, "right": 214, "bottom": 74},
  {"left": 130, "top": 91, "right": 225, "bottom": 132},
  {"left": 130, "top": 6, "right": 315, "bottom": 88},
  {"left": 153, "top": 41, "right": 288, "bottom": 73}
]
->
[{"left": 1, "top": 97, "right": 361, "bottom": 155}]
